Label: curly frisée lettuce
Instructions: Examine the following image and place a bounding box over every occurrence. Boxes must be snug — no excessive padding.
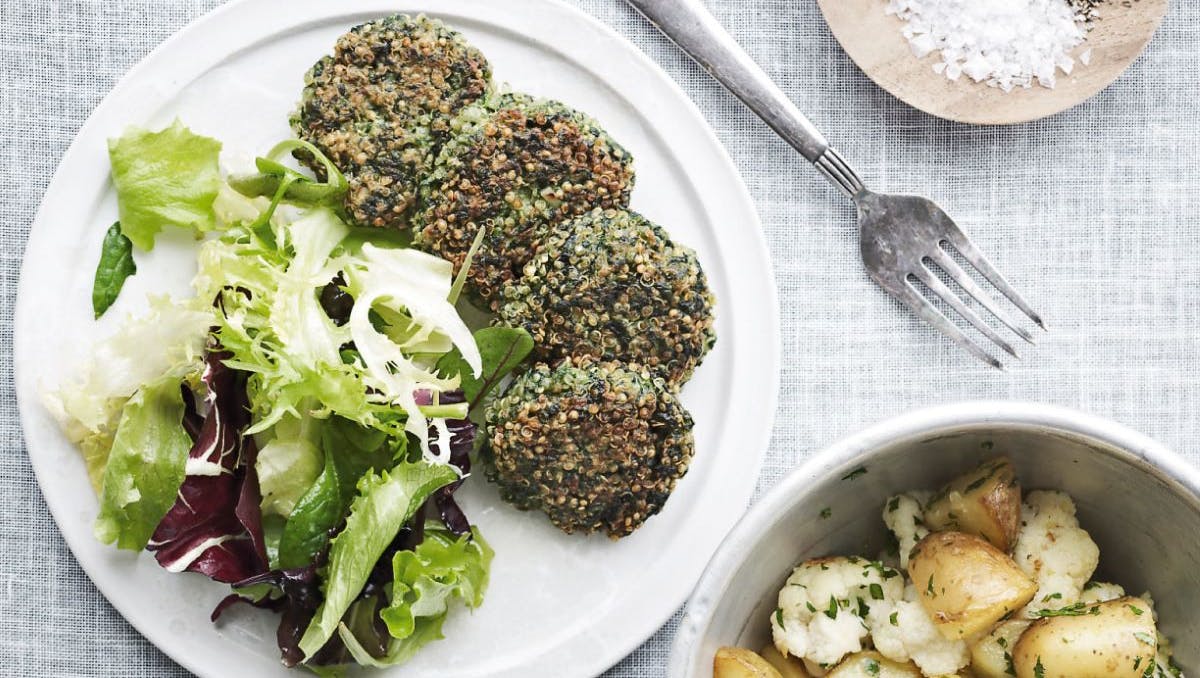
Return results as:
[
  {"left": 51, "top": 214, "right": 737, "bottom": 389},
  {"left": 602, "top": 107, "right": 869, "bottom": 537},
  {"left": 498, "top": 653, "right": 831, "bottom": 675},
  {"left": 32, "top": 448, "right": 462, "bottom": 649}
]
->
[
  {"left": 196, "top": 205, "right": 482, "bottom": 461},
  {"left": 343, "top": 244, "right": 482, "bottom": 462}
]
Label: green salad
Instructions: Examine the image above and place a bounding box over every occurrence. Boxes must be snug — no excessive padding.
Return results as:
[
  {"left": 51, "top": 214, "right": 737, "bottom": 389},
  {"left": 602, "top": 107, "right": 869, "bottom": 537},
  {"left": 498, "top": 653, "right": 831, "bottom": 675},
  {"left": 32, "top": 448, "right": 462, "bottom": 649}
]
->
[{"left": 47, "top": 120, "right": 530, "bottom": 672}]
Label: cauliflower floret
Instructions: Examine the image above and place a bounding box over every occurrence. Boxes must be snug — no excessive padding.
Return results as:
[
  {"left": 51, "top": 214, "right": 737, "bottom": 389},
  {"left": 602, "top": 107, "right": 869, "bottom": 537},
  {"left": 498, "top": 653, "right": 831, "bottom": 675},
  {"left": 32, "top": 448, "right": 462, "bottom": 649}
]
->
[
  {"left": 1079, "top": 581, "right": 1126, "bottom": 604},
  {"left": 866, "top": 584, "right": 970, "bottom": 676},
  {"left": 883, "top": 493, "right": 929, "bottom": 569},
  {"left": 1011, "top": 490, "right": 1099, "bottom": 617},
  {"left": 771, "top": 556, "right": 905, "bottom": 669}
]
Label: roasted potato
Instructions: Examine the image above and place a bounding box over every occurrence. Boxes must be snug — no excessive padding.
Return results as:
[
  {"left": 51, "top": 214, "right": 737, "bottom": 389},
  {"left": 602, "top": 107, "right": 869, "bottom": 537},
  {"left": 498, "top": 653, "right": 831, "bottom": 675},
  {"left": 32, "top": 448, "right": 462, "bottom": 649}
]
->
[
  {"left": 1012, "top": 597, "right": 1157, "bottom": 678},
  {"left": 760, "top": 645, "right": 812, "bottom": 678},
  {"left": 969, "top": 619, "right": 1030, "bottom": 678},
  {"left": 908, "top": 531, "right": 1038, "bottom": 641},
  {"left": 715, "top": 647, "right": 784, "bottom": 678},
  {"left": 827, "top": 651, "right": 923, "bottom": 678},
  {"left": 924, "top": 457, "right": 1021, "bottom": 552}
]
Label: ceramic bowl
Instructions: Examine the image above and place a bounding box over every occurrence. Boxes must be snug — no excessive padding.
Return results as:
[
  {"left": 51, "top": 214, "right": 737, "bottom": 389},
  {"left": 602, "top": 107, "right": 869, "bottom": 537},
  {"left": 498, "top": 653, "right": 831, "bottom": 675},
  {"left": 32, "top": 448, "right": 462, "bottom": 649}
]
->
[{"left": 668, "top": 401, "right": 1200, "bottom": 676}]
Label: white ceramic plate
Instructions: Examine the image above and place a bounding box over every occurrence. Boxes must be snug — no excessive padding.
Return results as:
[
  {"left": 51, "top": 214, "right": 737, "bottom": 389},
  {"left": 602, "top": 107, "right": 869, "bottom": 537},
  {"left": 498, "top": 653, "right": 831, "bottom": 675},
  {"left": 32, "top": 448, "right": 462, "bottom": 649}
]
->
[{"left": 13, "top": 1, "right": 780, "bottom": 676}]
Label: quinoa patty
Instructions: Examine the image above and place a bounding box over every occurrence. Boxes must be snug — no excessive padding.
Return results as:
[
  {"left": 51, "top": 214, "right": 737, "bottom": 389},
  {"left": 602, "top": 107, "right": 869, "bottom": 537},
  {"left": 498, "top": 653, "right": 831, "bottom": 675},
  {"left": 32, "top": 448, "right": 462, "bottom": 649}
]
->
[
  {"left": 484, "top": 358, "right": 694, "bottom": 538},
  {"left": 413, "top": 93, "right": 635, "bottom": 310},
  {"left": 497, "top": 208, "right": 716, "bottom": 386},
  {"left": 292, "top": 14, "right": 492, "bottom": 228}
]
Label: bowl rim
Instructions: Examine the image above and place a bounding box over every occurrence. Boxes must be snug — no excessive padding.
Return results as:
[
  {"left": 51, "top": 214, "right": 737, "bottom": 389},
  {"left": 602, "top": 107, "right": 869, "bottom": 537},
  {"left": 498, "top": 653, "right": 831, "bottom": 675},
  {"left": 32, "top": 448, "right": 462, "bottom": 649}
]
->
[{"left": 667, "top": 400, "right": 1200, "bottom": 677}]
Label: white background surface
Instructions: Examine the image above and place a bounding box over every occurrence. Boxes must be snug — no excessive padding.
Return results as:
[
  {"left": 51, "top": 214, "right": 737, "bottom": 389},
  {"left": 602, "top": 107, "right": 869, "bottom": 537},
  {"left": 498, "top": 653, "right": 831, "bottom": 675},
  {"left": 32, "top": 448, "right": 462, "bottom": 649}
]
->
[{"left": 3, "top": 0, "right": 1200, "bottom": 676}]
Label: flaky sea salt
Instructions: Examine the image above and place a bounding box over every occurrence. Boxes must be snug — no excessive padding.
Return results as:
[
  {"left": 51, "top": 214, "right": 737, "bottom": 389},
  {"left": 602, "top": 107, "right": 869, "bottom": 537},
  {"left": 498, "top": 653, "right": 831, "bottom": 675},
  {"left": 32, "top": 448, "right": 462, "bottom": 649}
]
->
[{"left": 884, "top": 0, "right": 1093, "bottom": 91}]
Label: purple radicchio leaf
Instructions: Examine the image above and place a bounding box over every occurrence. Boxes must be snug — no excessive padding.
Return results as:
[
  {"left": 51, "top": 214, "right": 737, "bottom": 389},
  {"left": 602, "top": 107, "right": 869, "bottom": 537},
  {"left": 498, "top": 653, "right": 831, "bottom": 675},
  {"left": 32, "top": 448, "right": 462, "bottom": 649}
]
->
[
  {"left": 430, "top": 392, "right": 475, "bottom": 537},
  {"left": 411, "top": 389, "right": 475, "bottom": 534},
  {"left": 217, "top": 530, "right": 346, "bottom": 666},
  {"left": 180, "top": 384, "right": 203, "bottom": 442},
  {"left": 146, "top": 345, "right": 267, "bottom": 583}
]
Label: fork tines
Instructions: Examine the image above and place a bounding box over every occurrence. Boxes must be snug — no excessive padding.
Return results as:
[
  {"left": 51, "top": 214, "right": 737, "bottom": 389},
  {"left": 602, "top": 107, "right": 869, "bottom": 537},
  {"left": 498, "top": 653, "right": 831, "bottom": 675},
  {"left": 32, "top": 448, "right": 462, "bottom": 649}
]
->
[{"left": 905, "top": 234, "right": 1045, "bottom": 370}]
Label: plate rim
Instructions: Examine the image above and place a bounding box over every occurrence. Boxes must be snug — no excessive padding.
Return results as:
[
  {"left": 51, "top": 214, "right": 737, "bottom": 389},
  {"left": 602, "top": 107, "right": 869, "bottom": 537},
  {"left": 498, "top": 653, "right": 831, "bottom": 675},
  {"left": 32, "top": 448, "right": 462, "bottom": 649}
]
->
[{"left": 13, "top": 0, "right": 782, "bottom": 675}]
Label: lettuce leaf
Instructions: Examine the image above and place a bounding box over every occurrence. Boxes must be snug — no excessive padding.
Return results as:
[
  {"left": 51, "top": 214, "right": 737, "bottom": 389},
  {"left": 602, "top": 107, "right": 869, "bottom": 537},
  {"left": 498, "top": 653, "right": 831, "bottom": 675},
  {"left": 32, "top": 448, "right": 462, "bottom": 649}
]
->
[
  {"left": 45, "top": 295, "right": 208, "bottom": 490},
  {"left": 195, "top": 207, "right": 369, "bottom": 434},
  {"left": 197, "top": 204, "right": 480, "bottom": 459},
  {"left": 343, "top": 245, "right": 481, "bottom": 461},
  {"left": 381, "top": 525, "right": 492, "bottom": 638},
  {"left": 93, "top": 374, "right": 191, "bottom": 550},
  {"left": 256, "top": 412, "right": 323, "bottom": 518},
  {"left": 337, "top": 525, "right": 492, "bottom": 667},
  {"left": 297, "top": 462, "right": 458, "bottom": 661},
  {"left": 275, "top": 417, "right": 394, "bottom": 570},
  {"left": 108, "top": 121, "right": 223, "bottom": 250}
]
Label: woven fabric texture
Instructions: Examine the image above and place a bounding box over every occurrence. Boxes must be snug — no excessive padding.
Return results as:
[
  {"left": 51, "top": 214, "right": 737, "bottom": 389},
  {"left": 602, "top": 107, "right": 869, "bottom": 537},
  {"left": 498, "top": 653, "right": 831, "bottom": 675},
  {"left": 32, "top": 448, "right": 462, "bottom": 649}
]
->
[{"left": 3, "top": 1, "right": 1198, "bottom": 676}]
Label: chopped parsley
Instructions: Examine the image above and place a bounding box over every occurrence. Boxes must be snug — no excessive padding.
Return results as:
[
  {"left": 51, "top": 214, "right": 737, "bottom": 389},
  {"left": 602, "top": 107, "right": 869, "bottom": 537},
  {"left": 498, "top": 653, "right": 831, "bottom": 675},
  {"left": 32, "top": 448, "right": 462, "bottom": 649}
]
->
[
  {"left": 775, "top": 607, "right": 786, "bottom": 630},
  {"left": 1033, "top": 602, "right": 1099, "bottom": 618},
  {"left": 1134, "top": 632, "right": 1156, "bottom": 645},
  {"left": 824, "top": 596, "right": 839, "bottom": 620},
  {"left": 889, "top": 611, "right": 898, "bottom": 626},
  {"left": 866, "top": 659, "right": 880, "bottom": 676},
  {"left": 887, "top": 496, "right": 900, "bottom": 512},
  {"left": 806, "top": 601, "right": 816, "bottom": 613},
  {"left": 820, "top": 507, "right": 832, "bottom": 519},
  {"left": 1034, "top": 656, "right": 1045, "bottom": 678},
  {"left": 1004, "top": 652, "right": 1015, "bottom": 676},
  {"left": 869, "top": 583, "right": 884, "bottom": 600},
  {"left": 926, "top": 574, "right": 936, "bottom": 598},
  {"left": 1127, "top": 603, "right": 1145, "bottom": 616}
]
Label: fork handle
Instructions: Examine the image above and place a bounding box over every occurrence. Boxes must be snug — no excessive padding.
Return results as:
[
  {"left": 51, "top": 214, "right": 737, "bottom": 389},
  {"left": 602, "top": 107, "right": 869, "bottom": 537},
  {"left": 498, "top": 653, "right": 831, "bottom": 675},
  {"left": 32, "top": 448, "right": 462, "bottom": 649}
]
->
[{"left": 625, "top": 0, "right": 865, "bottom": 197}]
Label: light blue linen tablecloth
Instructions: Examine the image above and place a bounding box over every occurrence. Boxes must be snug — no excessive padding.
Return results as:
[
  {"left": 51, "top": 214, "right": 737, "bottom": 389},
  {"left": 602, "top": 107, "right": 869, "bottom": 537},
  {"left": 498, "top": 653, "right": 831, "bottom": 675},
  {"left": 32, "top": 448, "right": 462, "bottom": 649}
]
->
[{"left": 3, "top": 1, "right": 1198, "bottom": 675}]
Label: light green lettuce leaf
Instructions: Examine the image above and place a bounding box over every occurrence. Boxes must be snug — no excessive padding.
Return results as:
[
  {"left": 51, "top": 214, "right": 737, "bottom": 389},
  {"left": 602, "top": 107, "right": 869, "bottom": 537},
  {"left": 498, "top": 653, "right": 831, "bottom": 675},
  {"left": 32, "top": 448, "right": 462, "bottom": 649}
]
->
[
  {"left": 337, "top": 614, "right": 446, "bottom": 669},
  {"left": 108, "top": 121, "right": 223, "bottom": 250},
  {"left": 256, "top": 411, "right": 323, "bottom": 518},
  {"left": 297, "top": 462, "right": 458, "bottom": 660},
  {"left": 335, "top": 525, "right": 492, "bottom": 667},
  {"left": 381, "top": 525, "right": 492, "bottom": 639},
  {"left": 93, "top": 374, "right": 191, "bottom": 550},
  {"left": 194, "top": 204, "right": 475, "bottom": 445},
  {"left": 44, "top": 295, "right": 209, "bottom": 489}
]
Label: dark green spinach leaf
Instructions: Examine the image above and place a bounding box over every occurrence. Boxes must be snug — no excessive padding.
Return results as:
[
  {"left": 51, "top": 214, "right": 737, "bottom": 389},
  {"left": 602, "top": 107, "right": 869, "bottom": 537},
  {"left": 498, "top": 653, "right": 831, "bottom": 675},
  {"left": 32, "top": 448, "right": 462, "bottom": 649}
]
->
[
  {"left": 275, "top": 417, "right": 394, "bottom": 569},
  {"left": 92, "top": 222, "right": 137, "bottom": 318},
  {"left": 437, "top": 327, "right": 534, "bottom": 411}
]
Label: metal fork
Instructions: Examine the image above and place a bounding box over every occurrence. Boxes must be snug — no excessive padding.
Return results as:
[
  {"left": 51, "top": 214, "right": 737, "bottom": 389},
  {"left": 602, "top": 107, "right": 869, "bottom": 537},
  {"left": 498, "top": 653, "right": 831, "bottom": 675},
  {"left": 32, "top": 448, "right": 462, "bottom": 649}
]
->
[{"left": 625, "top": 0, "right": 1047, "bottom": 368}]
